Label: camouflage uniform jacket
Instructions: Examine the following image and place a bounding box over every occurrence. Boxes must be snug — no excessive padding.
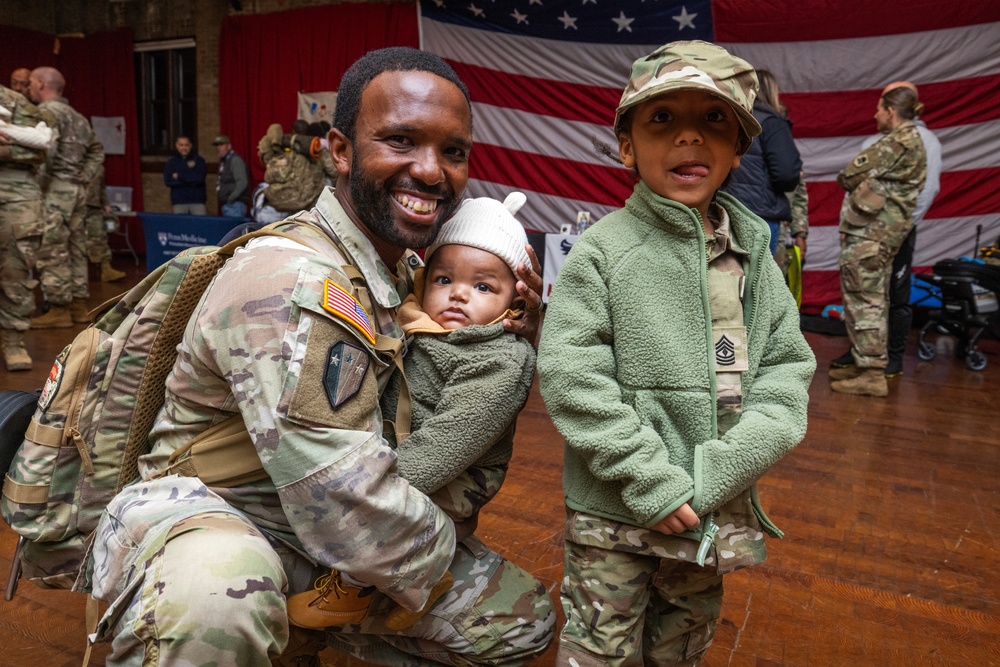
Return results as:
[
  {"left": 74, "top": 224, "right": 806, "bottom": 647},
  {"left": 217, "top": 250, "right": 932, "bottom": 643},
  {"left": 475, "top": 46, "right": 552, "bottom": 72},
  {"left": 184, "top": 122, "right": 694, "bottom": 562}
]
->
[
  {"left": 838, "top": 119, "right": 927, "bottom": 250},
  {"left": 382, "top": 282, "right": 536, "bottom": 521},
  {"left": 37, "top": 97, "right": 104, "bottom": 186},
  {"left": 137, "top": 187, "right": 456, "bottom": 608},
  {"left": 85, "top": 164, "right": 108, "bottom": 209},
  {"left": 0, "top": 85, "right": 48, "bottom": 176},
  {"left": 538, "top": 182, "right": 815, "bottom": 565}
]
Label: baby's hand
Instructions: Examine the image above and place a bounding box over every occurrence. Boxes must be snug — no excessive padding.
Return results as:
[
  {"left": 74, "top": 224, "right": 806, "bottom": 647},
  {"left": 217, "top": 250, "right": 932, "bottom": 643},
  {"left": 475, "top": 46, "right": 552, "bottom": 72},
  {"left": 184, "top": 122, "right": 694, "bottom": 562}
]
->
[
  {"left": 651, "top": 503, "right": 700, "bottom": 535},
  {"left": 504, "top": 243, "right": 543, "bottom": 343}
]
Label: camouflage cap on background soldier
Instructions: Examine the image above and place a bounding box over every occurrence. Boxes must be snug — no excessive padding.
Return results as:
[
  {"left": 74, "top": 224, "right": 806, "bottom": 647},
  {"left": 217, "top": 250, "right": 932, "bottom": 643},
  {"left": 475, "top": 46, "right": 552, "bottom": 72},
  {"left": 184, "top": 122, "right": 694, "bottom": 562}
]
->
[{"left": 614, "top": 40, "right": 762, "bottom": 152}]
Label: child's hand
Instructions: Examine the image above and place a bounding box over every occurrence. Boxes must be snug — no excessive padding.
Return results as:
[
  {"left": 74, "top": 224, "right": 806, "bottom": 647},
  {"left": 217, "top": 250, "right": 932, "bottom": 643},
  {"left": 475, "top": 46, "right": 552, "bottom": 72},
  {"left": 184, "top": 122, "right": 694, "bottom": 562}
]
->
[
  {"left": 651, "top": 503, "right": 700, "bottom": 535},
  {"left": 504, "top": 243, "right": 543, "bottom": 343}
]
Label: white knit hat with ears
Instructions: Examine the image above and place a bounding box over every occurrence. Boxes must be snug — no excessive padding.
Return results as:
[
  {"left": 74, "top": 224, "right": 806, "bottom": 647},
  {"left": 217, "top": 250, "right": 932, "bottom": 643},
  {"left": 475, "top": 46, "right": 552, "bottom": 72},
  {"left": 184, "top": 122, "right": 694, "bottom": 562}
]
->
[{"left": 425, "top": 191, "right": 531, "bottom": 275}]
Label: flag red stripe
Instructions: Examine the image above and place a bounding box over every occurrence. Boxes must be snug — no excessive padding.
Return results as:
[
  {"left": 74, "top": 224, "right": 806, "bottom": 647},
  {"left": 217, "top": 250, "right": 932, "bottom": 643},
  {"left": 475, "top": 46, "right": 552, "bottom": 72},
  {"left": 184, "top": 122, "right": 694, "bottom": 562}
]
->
[
  {"left": 804, "top": 167, "right": 1000, "bottom": 227},
  {"left": 448, "top": 59, "right": 620, "bottom": 127},
  {"left": 712, "top": 0, "right": 1000, "bottom": 42},
  {"left": 785, "top": 75, "right": 1000, "bottom": 139},
  {"left": 470, "top": 143, "right": 634, "bottom": 207},
  {"left": 452, "top": 58, "right": 1000, "bottom": 144}
]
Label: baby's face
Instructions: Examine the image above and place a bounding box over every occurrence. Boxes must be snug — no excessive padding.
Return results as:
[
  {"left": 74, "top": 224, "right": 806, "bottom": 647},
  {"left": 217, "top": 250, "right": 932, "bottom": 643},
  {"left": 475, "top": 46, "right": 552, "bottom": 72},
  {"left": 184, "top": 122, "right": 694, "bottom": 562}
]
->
[{"left": 423, "top": 244, "right": 517, "bottom": 329}]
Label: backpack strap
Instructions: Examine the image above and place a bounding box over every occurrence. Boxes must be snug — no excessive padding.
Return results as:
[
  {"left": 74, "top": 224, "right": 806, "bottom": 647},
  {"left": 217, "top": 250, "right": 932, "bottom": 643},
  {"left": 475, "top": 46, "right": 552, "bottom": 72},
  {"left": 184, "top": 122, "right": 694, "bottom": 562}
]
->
[{"left": 340, "top": 264, "right": 412, "bottom": 442}]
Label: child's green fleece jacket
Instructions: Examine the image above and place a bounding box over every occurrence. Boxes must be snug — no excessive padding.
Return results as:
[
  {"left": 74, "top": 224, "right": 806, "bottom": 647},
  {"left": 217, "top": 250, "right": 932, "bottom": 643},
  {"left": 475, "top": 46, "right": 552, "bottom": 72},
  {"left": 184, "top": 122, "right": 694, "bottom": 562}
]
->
[{"left": 538, "top": 181, "right": 815, "bottom": 529}]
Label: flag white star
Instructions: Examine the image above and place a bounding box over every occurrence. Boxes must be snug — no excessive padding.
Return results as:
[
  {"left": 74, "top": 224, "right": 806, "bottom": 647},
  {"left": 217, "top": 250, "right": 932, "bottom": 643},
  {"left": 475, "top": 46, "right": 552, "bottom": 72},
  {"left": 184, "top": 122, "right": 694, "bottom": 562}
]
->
[
  {"left": 612, "top": 10, "right": 634, "bottom": 32},
  {"left": 558, "top": 10, "right": 578, "bottom": 29},
  {"left": 673, "top": 6, "right": 697, "bottom": 30},
  {"left": 511, "top": 8, "right": 529, "bottom": 24},
  {"left": 468, "top": 3, "right": 484, "bottom": 17}
]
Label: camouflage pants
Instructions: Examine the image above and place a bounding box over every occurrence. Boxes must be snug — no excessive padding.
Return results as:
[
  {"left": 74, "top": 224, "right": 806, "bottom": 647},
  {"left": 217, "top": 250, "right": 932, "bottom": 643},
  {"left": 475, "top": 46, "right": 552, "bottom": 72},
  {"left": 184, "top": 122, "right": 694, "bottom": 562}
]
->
[
  {"left": 0, "top": 193, "right": 43, "bottom": 330},
  {"left": 36, "top": 178, "right": 88, "bottom": 305},
  {"left": 91, "top": 477, "right": 554, "bottom": 667},
  {"left": 84, "top": 206, "right": 113, "bottom": 264},
  {"left": 839, "top": 235, "right": 894, "bottom": 369},
  {"left": 556, "top": 540, "right": 723, "bottom": 667}
]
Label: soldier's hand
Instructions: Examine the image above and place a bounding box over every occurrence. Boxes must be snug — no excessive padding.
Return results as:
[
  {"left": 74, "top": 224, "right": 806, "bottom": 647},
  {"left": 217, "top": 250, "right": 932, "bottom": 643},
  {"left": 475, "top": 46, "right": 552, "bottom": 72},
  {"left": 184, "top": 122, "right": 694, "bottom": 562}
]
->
[
  {"left": 651, "top": 503, "right": 700, "bottom": 535},
  {"left": 795, "top": 235, "right": 807, "bottom": 264},
  {"left": 504, "top": 243, "right": 544, "bottom": 344}
]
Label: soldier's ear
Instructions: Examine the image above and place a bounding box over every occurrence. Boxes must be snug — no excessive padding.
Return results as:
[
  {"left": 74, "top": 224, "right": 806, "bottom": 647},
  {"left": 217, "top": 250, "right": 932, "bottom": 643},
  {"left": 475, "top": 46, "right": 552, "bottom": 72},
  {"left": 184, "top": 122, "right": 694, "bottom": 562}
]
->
[{"left": 328, "top": 128, "right": 352, "bottom": 177}]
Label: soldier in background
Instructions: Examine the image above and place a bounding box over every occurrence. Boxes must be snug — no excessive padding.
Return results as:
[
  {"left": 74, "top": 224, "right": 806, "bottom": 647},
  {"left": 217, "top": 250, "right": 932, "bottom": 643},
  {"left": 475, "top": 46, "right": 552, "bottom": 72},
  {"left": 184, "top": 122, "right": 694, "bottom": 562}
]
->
[
  {"left": 831, "top": 81, "right": 942, "bottom": 378},
  {"left": 829, "top": 85, "right": 927, "bottom": 397},
  {"left": 0, "top": 83, "right": 48, "bottom": 370},
  {"left": 257, "top": 120, "right": 327, "bottom": 214},
  {"left": 26, "top": 66, "right": 105, "bottom": 329},
  {"left": 83, "top": 164, "right": 126, "bottom": 282},
  {"left": 9, "top": 68, "right": 32, "bottom": 97}
]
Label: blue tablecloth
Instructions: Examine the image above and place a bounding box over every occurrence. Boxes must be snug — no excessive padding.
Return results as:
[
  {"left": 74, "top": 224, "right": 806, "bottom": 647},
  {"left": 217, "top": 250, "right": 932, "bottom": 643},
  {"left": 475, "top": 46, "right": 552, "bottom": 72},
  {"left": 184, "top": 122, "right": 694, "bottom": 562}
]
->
[{"left": 139, "top": 213, "right": 250, "bottom": 272}]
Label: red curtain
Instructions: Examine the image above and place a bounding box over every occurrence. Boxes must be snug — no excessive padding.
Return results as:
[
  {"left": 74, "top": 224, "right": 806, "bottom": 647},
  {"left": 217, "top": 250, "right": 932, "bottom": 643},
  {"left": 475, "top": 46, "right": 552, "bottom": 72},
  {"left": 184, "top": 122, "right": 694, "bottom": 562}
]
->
[
  {"left": 218, "top": 2, "right": 419, "bottom": 184},
  {"left": 0, "top": 26, "right": 142, "bottom": 211}
]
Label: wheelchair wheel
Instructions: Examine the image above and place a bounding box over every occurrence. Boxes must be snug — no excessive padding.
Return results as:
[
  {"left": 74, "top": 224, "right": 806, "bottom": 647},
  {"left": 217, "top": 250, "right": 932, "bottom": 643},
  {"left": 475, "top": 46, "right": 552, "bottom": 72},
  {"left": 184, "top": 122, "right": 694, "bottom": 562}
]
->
[
  {"left": 966, "top": 351, "right": 987, "bottom": 371},
  {"left": 917, "top": 342, "right": 936, "bottom": 361}
]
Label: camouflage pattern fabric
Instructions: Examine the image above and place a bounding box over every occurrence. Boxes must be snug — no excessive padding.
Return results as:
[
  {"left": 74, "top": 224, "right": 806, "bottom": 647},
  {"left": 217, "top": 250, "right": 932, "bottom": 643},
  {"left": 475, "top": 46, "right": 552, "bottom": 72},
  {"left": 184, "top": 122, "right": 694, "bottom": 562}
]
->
[
  {"left": 558, "top": 541, "right": 723, "bottom": 667},
  {"left": 774, "top": 177, "right": 809, "bottom": 273},
  {"left": 36, "top": 97, "right": 104, "bottom": 186},
  {"left": 557, "top": 205, "right": 772, "bottom": 665},
  {"left": 90, "top": 188, "right": 553, "bottom": 665},
  {"left": 838, "top": 120, "right": 926, "bottom": 368},
  {"left": 84, "top": 164, "right": 112, "bottom": 264},
  {"left": 36, "top": 176, "right": 88, "bottom": 304},
  {"left": 35, "top": 97, "right": 103, "bottom": 304},
  {"left": 0, "top": 85, "right": 46, "bottom": 331},
  {"left": 614, "top": 40, "right": 761, "bottom": 150}
]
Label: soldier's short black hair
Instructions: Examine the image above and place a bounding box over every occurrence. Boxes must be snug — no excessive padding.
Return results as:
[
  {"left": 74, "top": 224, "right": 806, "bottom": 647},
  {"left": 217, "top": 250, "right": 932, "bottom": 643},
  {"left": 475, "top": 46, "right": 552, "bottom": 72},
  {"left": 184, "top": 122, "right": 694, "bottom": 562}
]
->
[{"left": 333, "top": 47, "right": 471, "bottom": 142}]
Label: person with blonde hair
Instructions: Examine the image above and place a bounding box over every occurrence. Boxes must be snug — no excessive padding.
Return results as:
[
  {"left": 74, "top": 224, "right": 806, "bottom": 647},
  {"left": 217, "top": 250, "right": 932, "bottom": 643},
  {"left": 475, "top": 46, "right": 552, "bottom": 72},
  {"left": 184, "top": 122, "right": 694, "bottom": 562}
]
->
[{"left": 724, "top": 68, "right": 803, "bottom": 260}]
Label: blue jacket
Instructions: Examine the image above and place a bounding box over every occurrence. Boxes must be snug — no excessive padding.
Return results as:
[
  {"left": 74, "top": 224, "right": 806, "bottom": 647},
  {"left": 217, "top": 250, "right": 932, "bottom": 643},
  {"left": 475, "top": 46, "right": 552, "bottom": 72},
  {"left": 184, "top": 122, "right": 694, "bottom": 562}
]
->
[
  {"left": 725, "top": 102, "right": 802, "bottom": 224},
  {"left": 163, "top": 153, "right": 207, "bottom": 205}
]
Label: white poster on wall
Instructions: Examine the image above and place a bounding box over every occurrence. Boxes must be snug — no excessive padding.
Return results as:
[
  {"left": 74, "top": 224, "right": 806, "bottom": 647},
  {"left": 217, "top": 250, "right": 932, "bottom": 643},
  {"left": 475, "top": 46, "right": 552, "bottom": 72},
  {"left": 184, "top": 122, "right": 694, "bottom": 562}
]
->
[
  {"left": 297, "top": 92, "right": 337, "bottom": 125},
  {"left": 542, "top": 233, "right": 579, "bottom": 303},
  {"left": 91, "top": 116, "right": 125, "bottom": 155}
]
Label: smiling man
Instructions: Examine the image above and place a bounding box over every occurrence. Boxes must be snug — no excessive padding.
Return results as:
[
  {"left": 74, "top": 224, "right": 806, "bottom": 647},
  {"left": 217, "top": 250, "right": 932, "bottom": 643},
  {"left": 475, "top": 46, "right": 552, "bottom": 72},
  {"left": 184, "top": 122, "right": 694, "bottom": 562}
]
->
[{"left": 82, "top": 47, "right": 552, "bottom": 666}]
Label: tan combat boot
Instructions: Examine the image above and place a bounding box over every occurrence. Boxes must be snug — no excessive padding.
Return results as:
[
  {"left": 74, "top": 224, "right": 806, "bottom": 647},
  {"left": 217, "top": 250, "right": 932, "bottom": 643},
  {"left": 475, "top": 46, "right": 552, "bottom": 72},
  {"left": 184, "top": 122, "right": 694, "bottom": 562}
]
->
[
  {"left": 69, "top": 298, "right": 91, "bottom": 323},
  {"left": 830, "top": 369, "right": 888, "bottom": 397},
  {"left": 287, "top": 569, "right": 375, "bottom": 629},
  {"left": 1, "top": 329, "right": 32, "bottom": 371},
  {"left": 101, "top": 260, "right": 126, "bottom": 282},
  {"left": 30, "top": 305, "right": 73, "bottom": 329},
  {"left": 828, "top": 365, "right": 861, "bottom": 380}
]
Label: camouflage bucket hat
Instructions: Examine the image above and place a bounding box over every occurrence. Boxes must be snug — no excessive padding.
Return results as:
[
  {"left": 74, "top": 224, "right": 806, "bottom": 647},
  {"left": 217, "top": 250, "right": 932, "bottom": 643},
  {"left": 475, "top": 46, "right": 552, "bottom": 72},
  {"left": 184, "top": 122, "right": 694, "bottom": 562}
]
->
[{"left": 615, "top": 40, "right": 762, "bottom": 151}]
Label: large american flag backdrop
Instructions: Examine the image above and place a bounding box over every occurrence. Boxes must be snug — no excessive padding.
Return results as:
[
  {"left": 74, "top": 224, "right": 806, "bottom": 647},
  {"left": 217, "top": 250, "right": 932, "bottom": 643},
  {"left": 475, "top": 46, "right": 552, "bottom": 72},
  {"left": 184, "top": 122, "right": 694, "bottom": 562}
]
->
[{"left": 417, "top": 0, "right": 1000, "bottom": 311}]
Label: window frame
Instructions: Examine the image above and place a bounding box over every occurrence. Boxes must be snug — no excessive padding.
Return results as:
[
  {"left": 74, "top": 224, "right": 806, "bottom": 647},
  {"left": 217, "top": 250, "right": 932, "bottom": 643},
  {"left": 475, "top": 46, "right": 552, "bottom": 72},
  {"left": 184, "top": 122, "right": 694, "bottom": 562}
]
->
[{"left": 134, "top": 38, "right": 197, "bottom": 156}]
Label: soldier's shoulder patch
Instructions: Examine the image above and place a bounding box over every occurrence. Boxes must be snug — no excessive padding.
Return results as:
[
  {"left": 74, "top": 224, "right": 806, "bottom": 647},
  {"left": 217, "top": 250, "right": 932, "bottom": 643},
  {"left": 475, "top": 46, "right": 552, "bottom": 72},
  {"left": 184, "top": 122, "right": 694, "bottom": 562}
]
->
[
  {"left": 323, "top": 341, "right": 369, "bottom": 409},
  {"left": 853, "top": 154, "right": 869, "bottom": 168},
  {"left": 321, "top": 278, "right": 376, "bottom": 346}
]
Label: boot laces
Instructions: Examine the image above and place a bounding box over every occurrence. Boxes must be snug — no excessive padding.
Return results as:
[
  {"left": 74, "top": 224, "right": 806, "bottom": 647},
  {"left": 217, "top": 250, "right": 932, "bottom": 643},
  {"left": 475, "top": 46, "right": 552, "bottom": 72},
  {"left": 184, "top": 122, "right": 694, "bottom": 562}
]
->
[{"left": 310, "top": 569, "right": 349, "bottom": 606}]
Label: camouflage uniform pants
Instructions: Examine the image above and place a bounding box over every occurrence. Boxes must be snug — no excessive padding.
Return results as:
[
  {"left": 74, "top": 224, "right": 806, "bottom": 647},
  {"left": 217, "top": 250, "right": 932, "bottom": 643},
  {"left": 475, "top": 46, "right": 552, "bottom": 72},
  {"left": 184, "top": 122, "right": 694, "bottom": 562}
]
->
[
  {"left": 91, "top": 477, "right": 554, "bottom": 667},
  {"left": 0, "top": 189, "right": 43, "bottom": 330},
  {"left": 839, "top": 235, "right": 895, "bottom": 369},
  {"left": 36, "top": 177, "right": 88, "bottom": 305},
  {"left": 556, "top": 540, "right": 723, "bottom": 667},
  {"left": 84, "top": 206, "right": 113, "bottom": 264}
]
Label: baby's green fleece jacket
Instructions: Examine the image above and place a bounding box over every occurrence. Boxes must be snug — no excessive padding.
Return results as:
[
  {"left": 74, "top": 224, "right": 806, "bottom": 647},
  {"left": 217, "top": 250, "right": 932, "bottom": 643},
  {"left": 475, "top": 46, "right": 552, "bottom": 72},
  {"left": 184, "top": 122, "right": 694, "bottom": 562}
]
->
[{"left": 538, "top": 181, "right": 816, "bottom": 529}]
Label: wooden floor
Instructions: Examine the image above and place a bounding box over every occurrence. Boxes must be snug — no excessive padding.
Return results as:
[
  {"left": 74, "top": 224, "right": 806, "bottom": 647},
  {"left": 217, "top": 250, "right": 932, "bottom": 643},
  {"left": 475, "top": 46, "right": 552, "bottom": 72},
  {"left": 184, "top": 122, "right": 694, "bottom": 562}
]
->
[{"left": 1, "top": 260, "right": 999, "bottom": 666}]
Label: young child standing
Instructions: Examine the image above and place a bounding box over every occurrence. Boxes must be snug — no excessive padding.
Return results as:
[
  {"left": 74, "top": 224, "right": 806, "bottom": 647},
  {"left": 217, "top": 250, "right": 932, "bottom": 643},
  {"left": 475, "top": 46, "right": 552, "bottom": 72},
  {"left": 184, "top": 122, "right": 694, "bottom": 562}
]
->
[
  {"left": 288, "top": 192, "right": 537, "bottom": 630},
  {"left": 537, "top": 41, "right": 815, "bottom": 666}
]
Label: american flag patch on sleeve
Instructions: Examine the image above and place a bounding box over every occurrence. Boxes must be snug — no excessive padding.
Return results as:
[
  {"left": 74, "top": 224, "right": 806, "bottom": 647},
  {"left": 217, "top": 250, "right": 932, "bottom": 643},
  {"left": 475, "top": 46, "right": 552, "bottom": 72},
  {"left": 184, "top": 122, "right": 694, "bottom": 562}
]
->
[{"left": 321, "top": 279, "right": 376, "bottom": 346}]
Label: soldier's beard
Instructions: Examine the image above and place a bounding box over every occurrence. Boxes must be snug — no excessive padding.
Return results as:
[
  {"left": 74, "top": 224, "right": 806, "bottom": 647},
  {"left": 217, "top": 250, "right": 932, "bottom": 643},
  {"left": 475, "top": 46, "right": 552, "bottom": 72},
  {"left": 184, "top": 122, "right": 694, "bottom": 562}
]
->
[{"left": 349, "top": 152, "right": 460, "bottom": 250}]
